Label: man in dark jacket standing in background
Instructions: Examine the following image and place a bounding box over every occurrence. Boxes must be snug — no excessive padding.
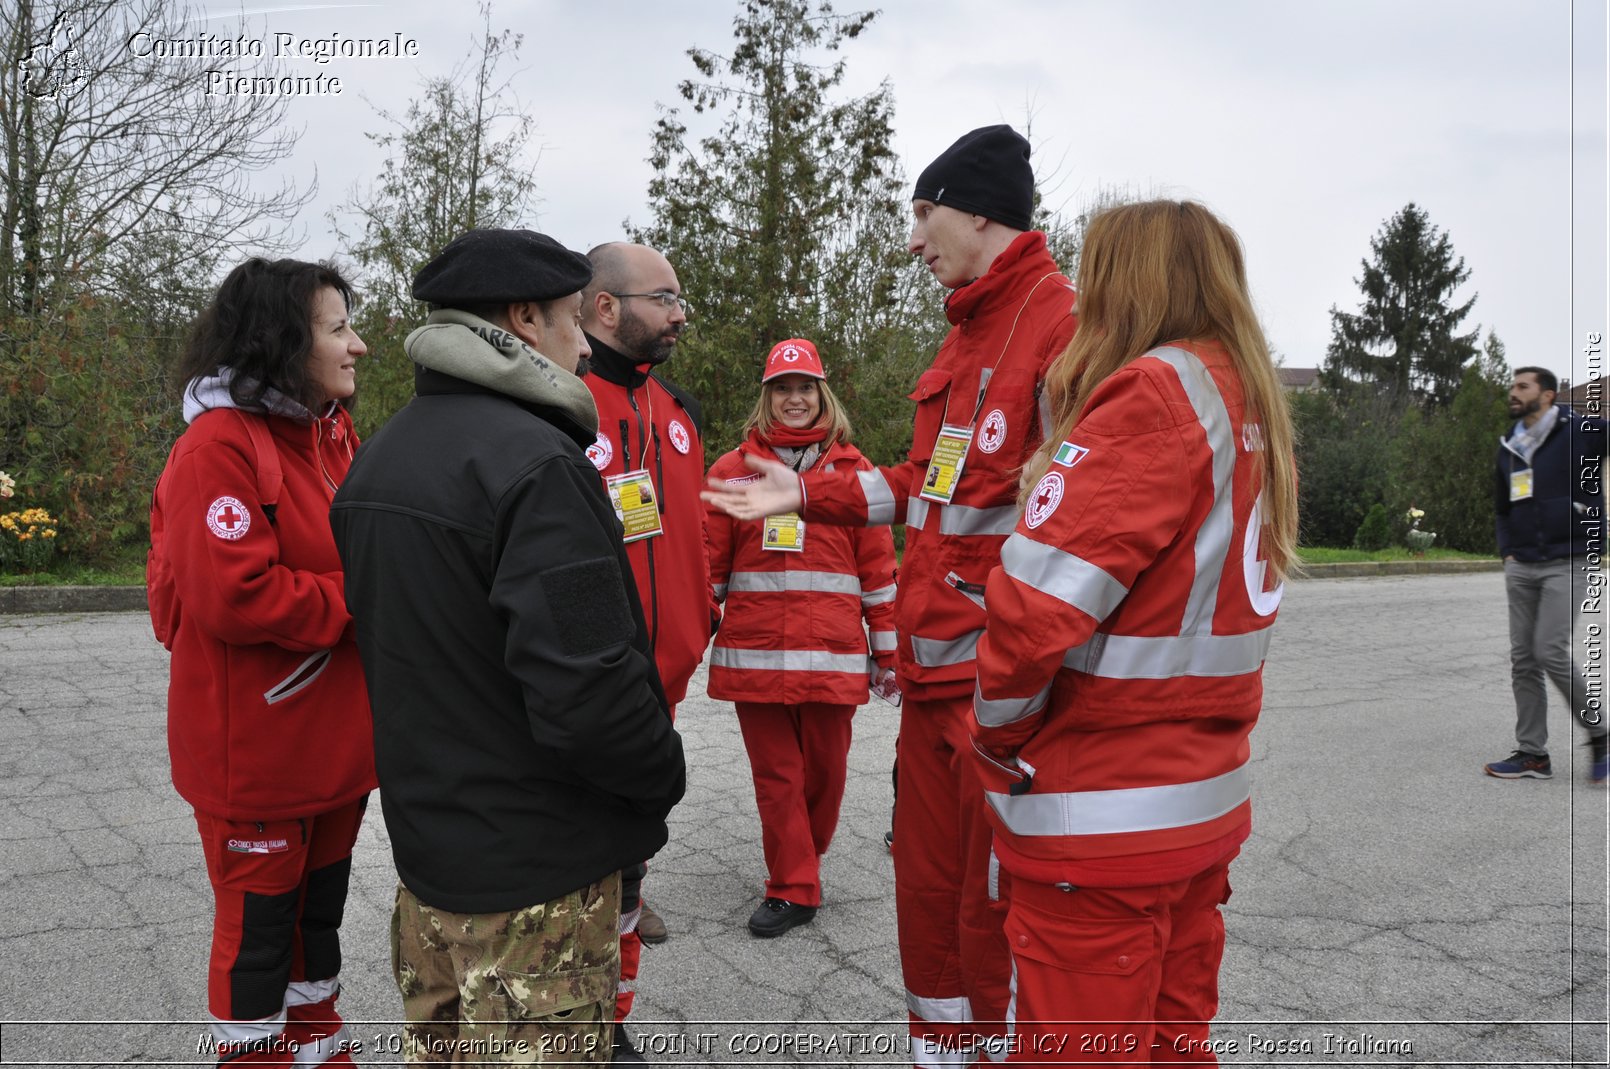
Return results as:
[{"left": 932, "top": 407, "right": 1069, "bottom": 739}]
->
[
  {"left": 331, "top": 229, "right": 686, "bottom": 1065},
  {"left": 1485, "top": 365, "right": 1608, "bottom": 783}
]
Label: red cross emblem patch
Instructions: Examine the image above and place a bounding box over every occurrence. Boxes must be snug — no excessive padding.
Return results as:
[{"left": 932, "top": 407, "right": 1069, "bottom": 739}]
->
[
  {"left": 585, "top": 432, "right": 613, "bottom": 471},
  {"left": 206, "top": 496, "right": 251, "bottom": 541},
  {"left": 1024, "top": 473, "right": 1064, "bottom": 530},
  {"left": 668, "top": 420, "right": 691, "bottom": 455},
  {"left": 979, "top": 409, "right": 1007, "bottom": 454}
]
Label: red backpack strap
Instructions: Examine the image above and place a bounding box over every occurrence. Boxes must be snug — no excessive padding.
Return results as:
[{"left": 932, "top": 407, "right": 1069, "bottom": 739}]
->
[{"left": 233, "top": 409, "right": 283, "bottom": 508}]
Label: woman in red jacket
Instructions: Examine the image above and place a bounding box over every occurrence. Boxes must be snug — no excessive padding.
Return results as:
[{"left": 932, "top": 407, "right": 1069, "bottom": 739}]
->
[
  {"left": 148, "top": 259, "right": 375, "bottom": 1068},
  {"left": 706, "top": 339, "right": 898, "bottom": 938},
  {"left": 971, "top": 202, "right": 1297, "bottom": 1064}
]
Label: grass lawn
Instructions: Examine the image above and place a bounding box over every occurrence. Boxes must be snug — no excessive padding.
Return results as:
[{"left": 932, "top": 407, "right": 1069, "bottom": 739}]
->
[{"left": 1298, "top": 545, "right": 1494, "bottom": 565}]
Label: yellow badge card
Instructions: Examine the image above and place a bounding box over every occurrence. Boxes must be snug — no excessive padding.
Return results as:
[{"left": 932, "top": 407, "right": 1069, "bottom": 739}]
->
[
  {"left": 920, "top": 423, "right": 974, "bottom": 505},
  {"left": 1509, "top": 469, "right": 1534, "bottom": 502},
  {"left": 606, "top": 468, "right": 665, "bottom": 543},
  {"left": 762, "top": 513, "right": 805, "bottom": 552}
]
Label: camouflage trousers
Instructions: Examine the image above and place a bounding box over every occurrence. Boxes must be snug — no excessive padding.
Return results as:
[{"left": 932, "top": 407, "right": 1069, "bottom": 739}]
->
[{"left": 391, "top": 873, "right": 621, "bottom": 1065}]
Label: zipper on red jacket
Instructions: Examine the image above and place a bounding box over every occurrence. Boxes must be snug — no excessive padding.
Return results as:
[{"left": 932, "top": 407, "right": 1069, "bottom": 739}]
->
[{"left": 626, "top": 384, "right": 660, "bottom": 649}]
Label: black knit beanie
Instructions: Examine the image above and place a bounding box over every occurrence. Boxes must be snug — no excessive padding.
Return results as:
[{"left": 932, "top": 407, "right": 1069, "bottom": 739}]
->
[{"left": 911, "top": 125, "right": 1034, "bottom": 231}]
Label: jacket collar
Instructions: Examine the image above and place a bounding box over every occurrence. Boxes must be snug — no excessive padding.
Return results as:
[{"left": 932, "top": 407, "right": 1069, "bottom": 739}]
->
[
  {"left": 944, "top": 230, "right": 1061, "bottom": 325},
  {"left": 584, "top": 332, "right": 653, "bottom": 389}
]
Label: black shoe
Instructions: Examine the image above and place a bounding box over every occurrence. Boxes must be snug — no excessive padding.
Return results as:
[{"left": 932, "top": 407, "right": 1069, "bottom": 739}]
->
[
  {"left": 748, "top": 897, "right": 817, "bottom": 938},
  {"left": 612, "top": 1023, "right": 646, "bottom": 1065}
]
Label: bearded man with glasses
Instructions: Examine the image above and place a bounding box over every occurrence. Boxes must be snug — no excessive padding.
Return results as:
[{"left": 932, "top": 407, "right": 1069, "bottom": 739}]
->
[{"left": 579, "top": 241, "right": 714, "bottom": 1065}]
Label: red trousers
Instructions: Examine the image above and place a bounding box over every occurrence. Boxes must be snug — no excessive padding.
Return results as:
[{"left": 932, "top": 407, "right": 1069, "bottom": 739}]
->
[
  {"left": 735, "top": 701, "right": 855, "bottom": 906},
  {"left": 893, "top": 694, "right": 1011, "bottom": 1065},
  {"left": 615, "top": 703, "right": 678, "bottom": 1024},
  {"left": 194, "top": 797, "right": 366, "bottom": 1067},
  {"left": 1002, "top": 858, "right": 1235, "bottom": 1065}
]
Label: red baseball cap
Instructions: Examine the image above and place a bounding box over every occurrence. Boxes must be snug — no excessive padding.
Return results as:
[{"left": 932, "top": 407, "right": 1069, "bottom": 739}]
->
[{"left": 761, "top": 338, "right": 826, "bottom": 382}]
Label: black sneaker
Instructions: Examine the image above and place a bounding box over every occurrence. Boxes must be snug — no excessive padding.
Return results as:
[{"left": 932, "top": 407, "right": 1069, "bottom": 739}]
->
[
  {"left": 612, "top": 1023, "right": 646, "bottom": 1065},
  {"left": 1483, "top": 750, "right": 1553, "bottom": 779},
  {"left": 748, "top": 897, "right": 817, "bottom": 938}
]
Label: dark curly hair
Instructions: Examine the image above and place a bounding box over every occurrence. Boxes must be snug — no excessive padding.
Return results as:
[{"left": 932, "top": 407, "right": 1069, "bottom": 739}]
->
[{"left": 176, "top": 258, "right": 357, "bottom": 412}]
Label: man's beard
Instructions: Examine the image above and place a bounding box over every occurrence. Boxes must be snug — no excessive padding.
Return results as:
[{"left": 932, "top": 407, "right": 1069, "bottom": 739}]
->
[
  {"left": 573, "top": 356, "right": 591, "bottom": 378},
  {"left": 616, "top": 305, "right": 680, "bottom": 365},
  {"left": 1508, "top": 397, "right": 1539, "bottom": 418}
]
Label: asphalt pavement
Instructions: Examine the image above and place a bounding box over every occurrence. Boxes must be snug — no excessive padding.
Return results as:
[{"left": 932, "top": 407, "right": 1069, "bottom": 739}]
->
[{"left": 1, "top": 572, "right": 1605, "bottom": 1067}]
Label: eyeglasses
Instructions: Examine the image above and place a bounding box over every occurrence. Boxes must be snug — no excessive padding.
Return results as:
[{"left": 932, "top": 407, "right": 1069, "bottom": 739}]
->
[{"left": 609, "top": 291, "right": 692, "bottom": 317}]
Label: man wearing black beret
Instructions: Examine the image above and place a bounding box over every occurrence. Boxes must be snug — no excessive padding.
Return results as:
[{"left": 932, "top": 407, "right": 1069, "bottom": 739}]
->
[
  {"left": 332, "top": 228, "right": 686, "bottom": 1065},
  {"left": 701, "top": 125, "right": 1078, "bottom": 1061}
]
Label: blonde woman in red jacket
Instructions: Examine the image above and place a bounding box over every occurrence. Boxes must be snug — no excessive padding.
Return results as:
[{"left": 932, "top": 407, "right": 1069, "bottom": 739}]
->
[
  {"left": 148, "top": 259, "right": 375, "bottom": 1069},
  {"left": 972, "top": 201, "right": 1298, "bottom": 1064},
  {"left": 706, "top": 339, "right": 898, "bottom": 938}
]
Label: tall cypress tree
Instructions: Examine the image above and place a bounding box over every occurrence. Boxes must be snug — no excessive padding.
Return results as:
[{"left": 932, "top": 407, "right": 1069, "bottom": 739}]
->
[
  {"left": 632, "top": 0, "right": 940, "bottom": 463},
  {"left": 1321, "top": 202, "right": 1480, "bottom": 409}
]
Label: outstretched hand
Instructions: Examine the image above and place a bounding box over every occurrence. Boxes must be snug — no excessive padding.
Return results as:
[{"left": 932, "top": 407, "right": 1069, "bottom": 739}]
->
[{"left": 701, "top": 455, "right": 803, "bottom": 521}]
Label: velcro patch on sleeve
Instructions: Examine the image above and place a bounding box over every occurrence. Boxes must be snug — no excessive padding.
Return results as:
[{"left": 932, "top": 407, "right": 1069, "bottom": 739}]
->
[{"left": 539, "top": 556, "right": 635, "bottom": 656}]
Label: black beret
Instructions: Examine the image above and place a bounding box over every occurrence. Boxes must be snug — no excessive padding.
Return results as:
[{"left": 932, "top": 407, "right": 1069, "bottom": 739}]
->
[
  {"left": 411, "top": 228, "right": 593, "bottom": 305},
  {"left": 912, "top": 125, "right": 1035, "bottom": 232}
]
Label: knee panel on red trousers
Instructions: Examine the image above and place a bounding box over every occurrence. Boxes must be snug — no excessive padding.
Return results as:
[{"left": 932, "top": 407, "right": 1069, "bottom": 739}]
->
[
  {"left": 298, "top": 857, "right": 352, "bottom": 982},
  {"left": 231, "top": 887, "right": 300, "bottom": 1020}
]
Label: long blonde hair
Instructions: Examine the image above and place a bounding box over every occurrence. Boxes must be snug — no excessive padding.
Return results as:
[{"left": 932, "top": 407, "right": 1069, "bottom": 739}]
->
[
  {"left": 742, "top": 375, "right": 854, "bottom": 446},
  {"left": 1026, "top": 200, "right": 1298, "bottom": 579}
]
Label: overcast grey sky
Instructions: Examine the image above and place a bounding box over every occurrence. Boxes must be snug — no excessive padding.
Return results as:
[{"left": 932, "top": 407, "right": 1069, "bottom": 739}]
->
[{"left": 180, "top": 0, "right": 1606, "bottom": 385}]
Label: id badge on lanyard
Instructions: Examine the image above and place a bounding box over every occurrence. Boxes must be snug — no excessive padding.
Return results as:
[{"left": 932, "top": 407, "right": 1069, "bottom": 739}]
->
[
  {"left": 1510, "top": 468, "right": 1534, "bottom": 502},
  {"left": 606, "top": 468, "right": 665, "bottom": 543},
  {"left": 920, "top": 424, "right": 974, "bottom": 505},
  {"left": 762, "top": 513, "right": 805, "bottom": 552}
]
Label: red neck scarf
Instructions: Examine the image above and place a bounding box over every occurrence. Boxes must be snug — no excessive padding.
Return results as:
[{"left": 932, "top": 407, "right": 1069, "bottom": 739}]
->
[{"left": 757, "top": 422, "right": 830, "bottom": 448}]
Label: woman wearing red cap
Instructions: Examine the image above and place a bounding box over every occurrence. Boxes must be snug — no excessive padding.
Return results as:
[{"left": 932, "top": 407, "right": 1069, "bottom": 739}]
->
[{"left": 705, "top": 339, "right": 899, "bottom": 937}]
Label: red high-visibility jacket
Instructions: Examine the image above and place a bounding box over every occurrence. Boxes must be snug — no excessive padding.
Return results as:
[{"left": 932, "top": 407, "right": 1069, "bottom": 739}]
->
[
  {"left": 706, "top": 432, "right": 897, "bottom": 705},
  {"left": 799, "top": 231, "right": 1076, "bottom": 701},
  {"left": 972, "top": 340, "right": 1285, "bottom": 888},
  {"left": 583, "top": 339, "right": 714, "bottom": 706},
  {"left": 150, "top": 400, "right": 375, "bottom": 821}
]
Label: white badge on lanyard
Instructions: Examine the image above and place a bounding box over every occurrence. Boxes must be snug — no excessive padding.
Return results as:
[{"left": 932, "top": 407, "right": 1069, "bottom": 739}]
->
[
  {"left": 606, "top": 468, "right": 665, "bottom": 543},
  {"left": 762, "top": 513, "right": 805, "bottom": 552},
  {"left": 920, "top": 423, "right": 974, "bottom": 505},
  {"left": 1509, "top": 468, "right": 1534, "bottom": 502}
]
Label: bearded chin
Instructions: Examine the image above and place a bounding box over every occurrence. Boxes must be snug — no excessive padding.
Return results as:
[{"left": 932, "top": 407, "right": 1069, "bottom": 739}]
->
[{"left": 573, "top": 357, "right": 591, "bottom": 378}]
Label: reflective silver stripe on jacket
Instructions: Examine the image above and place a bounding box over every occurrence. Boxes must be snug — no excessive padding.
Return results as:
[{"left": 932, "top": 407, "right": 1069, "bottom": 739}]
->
[
  {"left": 861, "top": 582, "right": 896, "bottom": 607},
  {"left": 909, "top": 630, "right": 981, "bottom": 668},
  {"left": 906, "top": 990, "right": 974, "bottom": 1023},
  {"left": 1152, "top": 347, "right": 1236, "bottom": 635},
  {"left": 984, "top": 760, "right": 1251, "bottom": 837},
  {"left": 973, "top": 681, "right": 1052, "bottom": 728},
  {"left": 712, "top": 582, "right": 729, "bottom": 603},
  {"left": 1001, "top": 534, "right": 1128, "bottom": 621},
  {"left": 1061, "top": 628, "right": 1272, "bottom": 679},
  {"left": 907, "top": 497, "right": 1018, "bottom": 537},
  {"left": 710, "top": 647, "right": 869, "bottom": 674},
  {"left": 728, "top": 570, "right": 861, "bottom": 596},
  {"left": 859, "top": 469, "right": 897, "bottom": 525},
  {"left": 870, "top": 630, "right": 898, "bottom": 652}
]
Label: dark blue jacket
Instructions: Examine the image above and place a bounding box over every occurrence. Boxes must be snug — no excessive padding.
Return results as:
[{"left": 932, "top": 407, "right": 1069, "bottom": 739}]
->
[{"left": 1494, "top": 404, "right": 1606, "bottom": 561}]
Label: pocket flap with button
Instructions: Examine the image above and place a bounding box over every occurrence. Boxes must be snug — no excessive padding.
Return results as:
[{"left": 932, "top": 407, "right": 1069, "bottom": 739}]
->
[
  {"left": 494, "top": 963, "right": 614, "bottom": 1019},
  {"left": 1004, "top": 901, "right": 1152, "bottom": 976}
]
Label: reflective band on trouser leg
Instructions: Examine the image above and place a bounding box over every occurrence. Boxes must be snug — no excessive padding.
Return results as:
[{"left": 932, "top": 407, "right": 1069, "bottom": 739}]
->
[
  {"left": 728, "top": 570, "right": 863, "bottom": 595},
  {"left": 710, "top": 647, "right": 870, "bottom": 674},
  {"left": 284, "top": 979, "right": 353, "bottom": 1066},
  {"left": 617, "top": 864, "right": 645, "bottom": 1023},
  {"left": 1062, "top": 628, "right": 1272, "bottom": 680},
  {"left": 908, "top": 993, "right": 975, "bottom": 1069},
  {"left": 860, "top": 469, "right": 897, "bottom": 525},
  {"left": 985, "top": 761, "right": 1251, "bottom": 838},
  {"left": 1000, "top": 535, "right": 1128, "bottom": 620},
  {"left": 973, "top": 682, "right": 1051, "bottom": 729},
  {"left": 909, "top": 630, "right": 982, "bottom": 669}
]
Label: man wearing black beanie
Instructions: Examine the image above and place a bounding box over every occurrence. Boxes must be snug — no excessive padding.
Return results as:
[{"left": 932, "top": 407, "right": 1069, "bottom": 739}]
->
[{"left": 702, "top": 125, "right": 1079, "bottom": 1062}]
